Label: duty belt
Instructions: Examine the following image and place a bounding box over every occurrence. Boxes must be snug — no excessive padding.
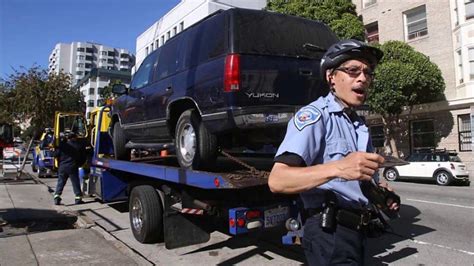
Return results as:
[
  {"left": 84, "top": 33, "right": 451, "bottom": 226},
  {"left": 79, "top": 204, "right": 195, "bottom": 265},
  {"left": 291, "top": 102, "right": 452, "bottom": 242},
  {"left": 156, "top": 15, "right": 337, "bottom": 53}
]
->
[{"left": 306, "top": 208, "right": 374, "bottom": 232}]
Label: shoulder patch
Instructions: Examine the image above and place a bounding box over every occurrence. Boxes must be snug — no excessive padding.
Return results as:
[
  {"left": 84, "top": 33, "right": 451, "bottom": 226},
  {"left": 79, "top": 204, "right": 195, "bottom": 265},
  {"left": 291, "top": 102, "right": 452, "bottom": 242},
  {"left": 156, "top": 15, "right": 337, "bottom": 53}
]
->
[{"left": 294, "top": 105, "right": 321, "bottom": 131}]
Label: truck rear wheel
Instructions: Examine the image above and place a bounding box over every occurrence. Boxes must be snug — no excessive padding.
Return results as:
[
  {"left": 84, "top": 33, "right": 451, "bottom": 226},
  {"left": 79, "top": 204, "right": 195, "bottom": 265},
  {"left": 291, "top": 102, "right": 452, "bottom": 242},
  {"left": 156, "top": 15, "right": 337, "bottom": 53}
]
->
[
  {"left": 129, "top": 185, "right": 163, "bottom": 243},
  {"left": 113, "top": 122, "right": 130, "bottom": 160},
  {"left": 175, "top": 110, "right": 217, "bottom": 170}
]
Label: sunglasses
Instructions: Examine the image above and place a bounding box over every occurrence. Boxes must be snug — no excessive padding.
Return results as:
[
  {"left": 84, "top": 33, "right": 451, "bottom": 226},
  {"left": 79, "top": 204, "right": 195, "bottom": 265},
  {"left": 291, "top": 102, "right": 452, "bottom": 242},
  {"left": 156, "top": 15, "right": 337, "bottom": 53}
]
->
[{"left": 334, "top": 66, "right": 375, "bottom": 78}]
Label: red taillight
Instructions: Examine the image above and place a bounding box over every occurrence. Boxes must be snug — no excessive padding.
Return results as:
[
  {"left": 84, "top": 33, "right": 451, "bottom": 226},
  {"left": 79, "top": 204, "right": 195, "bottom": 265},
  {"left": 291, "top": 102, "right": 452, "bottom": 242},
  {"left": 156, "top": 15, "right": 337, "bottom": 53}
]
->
[
  {"left": 450, "top": 163, "right": 455, "bottom": 170},
  {"left": 237, "top": 218, "right": 246, "bottom": 227},
  {"left": 229, "top": 218, "right": 236, "bottom": 228},
  {"left": 214, "top": 177, "right": 220, "bottom": 187},
  {"left": 224, "top": 54, "right": 240, "bottom": 92},
  {"left": 245, "top": 210, "right": 261, "bottom": 220}
]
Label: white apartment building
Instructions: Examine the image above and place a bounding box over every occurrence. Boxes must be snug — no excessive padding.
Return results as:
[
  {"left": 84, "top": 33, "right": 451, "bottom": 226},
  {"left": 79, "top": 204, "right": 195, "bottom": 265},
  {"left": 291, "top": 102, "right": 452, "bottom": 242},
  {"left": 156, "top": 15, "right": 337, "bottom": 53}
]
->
[
  {"left": 48, "top": 42, "right": 135, "bottom": 85},
  {"left": 75, "top": 68, "right": 131, "bottom": 118},
  {"left": 354, "top": 0, "right": 473, "bottom": 175},
  {"left": 135, "top": 0, "right": 267, "bottom": 69}
]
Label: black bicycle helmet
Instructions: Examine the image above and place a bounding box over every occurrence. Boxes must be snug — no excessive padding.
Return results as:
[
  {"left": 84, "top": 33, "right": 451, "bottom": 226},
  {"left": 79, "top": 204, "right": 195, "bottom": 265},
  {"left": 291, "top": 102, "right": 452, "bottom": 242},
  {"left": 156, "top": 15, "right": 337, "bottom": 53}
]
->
[{"left": 320, "top": 39, "right": 383, "bottom": 80}]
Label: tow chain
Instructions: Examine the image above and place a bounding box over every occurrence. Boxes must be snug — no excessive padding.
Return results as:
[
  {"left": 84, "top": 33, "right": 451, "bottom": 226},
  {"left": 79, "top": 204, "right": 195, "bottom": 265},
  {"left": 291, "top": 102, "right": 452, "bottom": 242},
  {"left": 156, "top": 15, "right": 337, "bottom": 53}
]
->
[{"left": 219, "top": 149, "right": 270, "bottom": 179}]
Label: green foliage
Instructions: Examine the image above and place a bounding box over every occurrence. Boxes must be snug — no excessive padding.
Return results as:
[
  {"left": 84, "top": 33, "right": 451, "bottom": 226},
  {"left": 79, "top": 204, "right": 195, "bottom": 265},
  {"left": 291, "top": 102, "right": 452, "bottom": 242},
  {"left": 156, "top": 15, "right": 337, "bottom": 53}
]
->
[
  {"left": 368, "top": 41, "right": 445, "bottom": 116},
  {"left": 266, "top": 0, "right": 364, "bottom": 40},
  {"left": 100, "top": 79, "right": 122, "bottom": 102},
  {"left": 2, "top": 65, "right": 85, "bottom": 138}
]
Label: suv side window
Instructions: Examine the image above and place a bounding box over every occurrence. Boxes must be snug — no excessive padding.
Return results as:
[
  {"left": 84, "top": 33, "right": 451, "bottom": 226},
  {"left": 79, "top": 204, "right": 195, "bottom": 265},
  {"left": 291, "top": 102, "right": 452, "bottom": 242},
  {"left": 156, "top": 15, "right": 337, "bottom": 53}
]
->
[
  {"left": 184, "top": 13, "right": 226, "bottom": 68},
  {"left": 130, "top": 50, "right": 159, "bottom": 90},
  {"left": 196, "top": 14, "right": 226, "bottom": 64},
  {"left": 155, "top": 37, "right": 180, "bottom": 80}
]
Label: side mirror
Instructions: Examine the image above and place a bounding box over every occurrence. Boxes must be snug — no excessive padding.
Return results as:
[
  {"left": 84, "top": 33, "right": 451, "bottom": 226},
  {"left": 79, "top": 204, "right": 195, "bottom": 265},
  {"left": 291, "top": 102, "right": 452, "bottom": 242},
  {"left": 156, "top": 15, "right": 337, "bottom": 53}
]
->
[{"left": 112, "top": 84, "right": 128, "bottom": 95}]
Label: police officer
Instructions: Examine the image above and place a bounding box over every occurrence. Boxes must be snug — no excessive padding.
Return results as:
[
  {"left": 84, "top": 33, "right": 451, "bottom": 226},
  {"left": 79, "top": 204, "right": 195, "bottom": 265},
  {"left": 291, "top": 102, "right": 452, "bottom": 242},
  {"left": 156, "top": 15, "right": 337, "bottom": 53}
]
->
[
  {"left": 268, "top": 39, "right": 399, "bottom": 265},
  {"left": 53, "top": 131, "right": 87, "bottom": 205}
]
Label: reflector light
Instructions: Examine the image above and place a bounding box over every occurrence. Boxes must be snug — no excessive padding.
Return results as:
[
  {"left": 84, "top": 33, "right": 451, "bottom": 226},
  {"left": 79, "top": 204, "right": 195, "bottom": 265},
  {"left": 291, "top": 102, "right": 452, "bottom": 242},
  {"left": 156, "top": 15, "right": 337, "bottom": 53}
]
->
[
  {"left": 237, "top": 218, "right": 245, "bottom": 227},
  {"left": 214, "top": 177, "right": 220, "bottom": 187}
]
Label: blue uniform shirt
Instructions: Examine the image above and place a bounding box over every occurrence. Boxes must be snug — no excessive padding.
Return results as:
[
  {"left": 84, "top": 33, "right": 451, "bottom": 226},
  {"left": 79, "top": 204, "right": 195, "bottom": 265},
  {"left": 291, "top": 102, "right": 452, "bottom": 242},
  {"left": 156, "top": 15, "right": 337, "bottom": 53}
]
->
[{"left": 276, "top": 93, "right": 379, "bottom": 210}]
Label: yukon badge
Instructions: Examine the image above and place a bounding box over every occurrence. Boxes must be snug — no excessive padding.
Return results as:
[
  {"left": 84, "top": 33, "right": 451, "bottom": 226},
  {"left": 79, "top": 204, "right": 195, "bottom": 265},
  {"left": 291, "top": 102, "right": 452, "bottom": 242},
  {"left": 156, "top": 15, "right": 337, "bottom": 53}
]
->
[{"left": 245, "top": 92, "right": 280, "bottom": 98}]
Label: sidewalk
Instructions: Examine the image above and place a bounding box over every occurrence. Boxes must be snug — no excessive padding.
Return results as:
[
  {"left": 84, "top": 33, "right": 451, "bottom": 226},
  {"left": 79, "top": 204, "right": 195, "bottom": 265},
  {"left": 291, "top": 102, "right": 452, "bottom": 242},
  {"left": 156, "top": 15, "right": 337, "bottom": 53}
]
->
[{"left": 0, "top": 169, "right": 140, "bottom": 265}]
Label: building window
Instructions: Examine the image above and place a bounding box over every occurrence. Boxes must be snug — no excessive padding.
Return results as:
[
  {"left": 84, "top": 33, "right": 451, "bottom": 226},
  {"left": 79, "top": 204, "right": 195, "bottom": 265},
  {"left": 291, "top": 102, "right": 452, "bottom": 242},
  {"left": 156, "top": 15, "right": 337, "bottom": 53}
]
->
[
  {"left": 167, "top": 31, "right": 171, "bottom": 40},
  {"left": 77, "top": 47, "right": 85, "bottom": 52},
  {"left": 88, "top": 100, "right": 94, "bottom": 107},
  {"left": 458, "top": 114, "right": 472, "bottom": 151},
  {"left": 370, "top": 125, "right": 385, "bottom": 148},
  {"left": 180, "top": 21, "right": 184, "bottom": 31},
  {"left": 173, "top": 26, "right": 177, "bottom": 36},
  {"left": 77, "top": 63, "right": 84, "bottom": 68},
  {"left": 365, "top": 22, "right": 379, "bottom": 44},
  {"left": 145, "top": 46, "right": 149, "bottom": 55},
  {"left": 76, "top": 71, "right": 83, "bottom": 75},
  {"left": 404, "top": 5, "right": 428, "bottom": 41},
  {"left": 77, "top": 55, "right": 85, "bottom": 60},
  {"left": 151, "top": 43, "right": 154, "bottom": 51},
  {"left": 363, "top": 0, "right": 376, "bottom": 8},
  {"left": 411, "top": 119, "right": 435, "bottom": 152},
  {"left": 89, "top": 88, "right": 95, "bottom": 95},
  {"left": 155, "top": 39, "right": 159, "bottom": 48},
  {"left": 466, "top": 0, "right": 474, "bottom": 20},
  {"left": 457, "top": 49, "right": 464, "bottom": 84},
  {"left": 469, "top": 48, "right": 474, "bottom": 80}
]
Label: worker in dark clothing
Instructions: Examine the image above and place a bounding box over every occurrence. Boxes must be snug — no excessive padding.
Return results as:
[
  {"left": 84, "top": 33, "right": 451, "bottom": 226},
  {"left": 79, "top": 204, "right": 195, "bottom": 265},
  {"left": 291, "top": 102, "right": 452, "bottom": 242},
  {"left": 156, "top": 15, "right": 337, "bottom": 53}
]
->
[{"left": 53, "top": 131, "right": 87, "bottom": 205}]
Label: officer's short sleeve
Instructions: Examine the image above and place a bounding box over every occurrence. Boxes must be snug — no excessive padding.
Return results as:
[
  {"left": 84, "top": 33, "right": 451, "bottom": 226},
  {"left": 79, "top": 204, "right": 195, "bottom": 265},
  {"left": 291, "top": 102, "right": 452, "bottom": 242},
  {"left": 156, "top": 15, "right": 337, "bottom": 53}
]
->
[{"left": 275, "top": 105, "right": 325, "bottom": 166}]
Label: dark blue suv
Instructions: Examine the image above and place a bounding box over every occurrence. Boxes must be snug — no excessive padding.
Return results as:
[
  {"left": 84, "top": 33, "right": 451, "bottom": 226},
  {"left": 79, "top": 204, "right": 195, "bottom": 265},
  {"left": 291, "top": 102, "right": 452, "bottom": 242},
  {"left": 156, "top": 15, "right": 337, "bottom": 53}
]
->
[{"left": 111, "top": 8, "right": 338, "bottom": 169}]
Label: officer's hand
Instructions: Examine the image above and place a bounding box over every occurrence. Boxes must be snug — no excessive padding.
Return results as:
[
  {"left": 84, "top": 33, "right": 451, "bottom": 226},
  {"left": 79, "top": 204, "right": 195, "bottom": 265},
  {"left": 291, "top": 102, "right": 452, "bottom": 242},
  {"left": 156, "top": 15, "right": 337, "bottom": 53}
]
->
[
  {"left": 337, "top": 152, "right": 384, "bottom": 181},
  {"left": 378, "top": 182, "right": 400, "bottom": 211}
]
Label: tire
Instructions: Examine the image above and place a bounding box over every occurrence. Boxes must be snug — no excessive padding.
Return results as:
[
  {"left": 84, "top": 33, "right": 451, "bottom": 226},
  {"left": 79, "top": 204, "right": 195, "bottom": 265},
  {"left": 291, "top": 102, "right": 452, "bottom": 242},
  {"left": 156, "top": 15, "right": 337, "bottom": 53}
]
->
[
  {"left": 129, "top": 185, "right": 164, "bottom": 243},
  {"left": 384, "top": 168, "right": 399, "bottom": 182},
  {"left": 435, "top": 170, "right": 452, "bottom": 186},
  {"left": 175, "top": 110, "right": 217, "bottom": 170},
  {"left": 113, "top": 122, "right": 130, "bottom": 160}
]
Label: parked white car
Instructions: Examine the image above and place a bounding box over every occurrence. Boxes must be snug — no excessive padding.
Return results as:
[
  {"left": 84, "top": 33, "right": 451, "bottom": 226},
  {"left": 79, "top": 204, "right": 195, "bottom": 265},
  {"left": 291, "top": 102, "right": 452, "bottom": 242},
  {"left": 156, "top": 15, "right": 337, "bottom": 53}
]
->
[{"left": 383, "top": 151, "right": 470, "bottom": 186}]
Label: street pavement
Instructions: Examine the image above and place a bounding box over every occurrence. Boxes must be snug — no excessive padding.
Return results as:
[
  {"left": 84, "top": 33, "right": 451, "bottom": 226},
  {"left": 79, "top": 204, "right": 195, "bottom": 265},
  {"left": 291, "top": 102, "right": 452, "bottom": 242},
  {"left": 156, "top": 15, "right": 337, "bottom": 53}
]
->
[
  {"left": 2, "top": 161, "right": 474, "bottom": 265},
  {"left": 0, "top": 168, "right": 144, "bottom": 265}
]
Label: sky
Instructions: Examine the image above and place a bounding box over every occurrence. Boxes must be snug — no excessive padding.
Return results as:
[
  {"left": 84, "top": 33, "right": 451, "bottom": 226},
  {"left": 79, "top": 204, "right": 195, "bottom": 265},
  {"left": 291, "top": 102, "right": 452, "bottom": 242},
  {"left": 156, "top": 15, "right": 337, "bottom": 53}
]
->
[{"left": 0, "top": 0, "right": 180, "bottom": 80}]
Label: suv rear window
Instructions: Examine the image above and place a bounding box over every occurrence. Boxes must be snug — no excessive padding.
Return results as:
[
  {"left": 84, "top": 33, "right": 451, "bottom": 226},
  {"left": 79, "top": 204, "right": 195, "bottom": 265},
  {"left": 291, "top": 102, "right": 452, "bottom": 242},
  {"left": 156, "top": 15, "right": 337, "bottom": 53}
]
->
[{"left": 231, "top": 9, "right": 338, "bottom": 59}]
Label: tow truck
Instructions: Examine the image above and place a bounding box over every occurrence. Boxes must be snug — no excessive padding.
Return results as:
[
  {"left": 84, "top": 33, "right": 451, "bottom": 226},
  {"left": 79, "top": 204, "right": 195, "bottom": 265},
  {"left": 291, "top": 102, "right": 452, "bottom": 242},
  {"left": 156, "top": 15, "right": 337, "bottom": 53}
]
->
[{"left": 78, "top": 106, "right": 299, "bottom": 249}]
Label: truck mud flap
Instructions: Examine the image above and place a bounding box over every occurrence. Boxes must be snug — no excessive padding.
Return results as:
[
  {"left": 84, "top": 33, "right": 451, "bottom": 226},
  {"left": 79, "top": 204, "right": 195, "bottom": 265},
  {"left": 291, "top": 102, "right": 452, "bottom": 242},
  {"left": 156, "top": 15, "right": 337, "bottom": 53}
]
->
[{"left": 163, "top": 194, "right": 210, "bottom": 249}]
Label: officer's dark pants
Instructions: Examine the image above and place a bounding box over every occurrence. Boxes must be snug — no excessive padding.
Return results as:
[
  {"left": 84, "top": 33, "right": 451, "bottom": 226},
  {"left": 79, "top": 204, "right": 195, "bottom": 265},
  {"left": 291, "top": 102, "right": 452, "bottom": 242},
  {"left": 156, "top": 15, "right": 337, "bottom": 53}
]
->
[
  {"left": 303, "top": 214, "right": 365, "bottom": 266},
  {"left": 55, "top": 167, "right": 82, "bottom": 197}
]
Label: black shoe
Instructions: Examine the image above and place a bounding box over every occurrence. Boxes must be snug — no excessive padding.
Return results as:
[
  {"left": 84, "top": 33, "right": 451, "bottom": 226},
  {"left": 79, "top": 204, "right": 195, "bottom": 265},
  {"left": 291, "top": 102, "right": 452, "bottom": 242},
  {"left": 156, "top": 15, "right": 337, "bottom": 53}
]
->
[
  {"left": 75, "top": 199, "right": 85, "bottom": 205},
  {"left": 54, "top": 197, "right": 61, "bottom": 205}
]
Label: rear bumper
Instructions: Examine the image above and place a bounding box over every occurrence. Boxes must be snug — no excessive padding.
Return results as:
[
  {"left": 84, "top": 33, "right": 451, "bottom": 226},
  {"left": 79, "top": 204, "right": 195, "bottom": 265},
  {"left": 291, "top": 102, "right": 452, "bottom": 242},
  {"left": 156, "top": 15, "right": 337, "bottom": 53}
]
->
[{"left": 201, "top": 106, "right": 299, "bottom": 132}]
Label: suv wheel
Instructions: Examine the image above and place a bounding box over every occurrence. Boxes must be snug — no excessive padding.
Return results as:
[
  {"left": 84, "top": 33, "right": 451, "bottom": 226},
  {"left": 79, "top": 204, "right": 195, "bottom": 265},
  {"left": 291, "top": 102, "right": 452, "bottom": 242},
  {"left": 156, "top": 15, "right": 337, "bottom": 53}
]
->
[
  {"left": 384, "top": 168, "right": 399, "bottom": 181},
  {"left": 175, "top": 110, "right": 217, "bottom": 170},
  {"left": 113, "top": 122, "right": 130, "bottom": 160},
  {"left": 435, "top": 170, "right": 452, "bottom": 186}
]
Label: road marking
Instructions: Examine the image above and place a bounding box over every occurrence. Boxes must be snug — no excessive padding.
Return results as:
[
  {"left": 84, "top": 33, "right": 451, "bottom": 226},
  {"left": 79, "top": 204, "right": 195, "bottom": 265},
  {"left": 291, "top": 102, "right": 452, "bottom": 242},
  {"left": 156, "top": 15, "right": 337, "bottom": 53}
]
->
[
  {"left": 411, "top": 239, "right": 474, "bottom": 256},
  {"left": 406, "top": 198, "right": 474, "bottom": 209}
]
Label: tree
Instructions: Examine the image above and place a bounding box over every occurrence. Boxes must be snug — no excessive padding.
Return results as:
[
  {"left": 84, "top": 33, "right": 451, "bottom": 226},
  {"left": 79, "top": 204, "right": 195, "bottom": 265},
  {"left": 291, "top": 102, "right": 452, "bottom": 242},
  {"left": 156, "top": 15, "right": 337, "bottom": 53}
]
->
[
  {"left": 368, "top": 41, "right": 445, "bottom": 157},
  {"left": 5, "top": 65, "right": 85, "bottom": 138},
  {"left": 266, "top": 0, "right": 365, "bottom": 40},
  {"left": 99, "top": 79, "right": 122, "bottom": 104}
]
